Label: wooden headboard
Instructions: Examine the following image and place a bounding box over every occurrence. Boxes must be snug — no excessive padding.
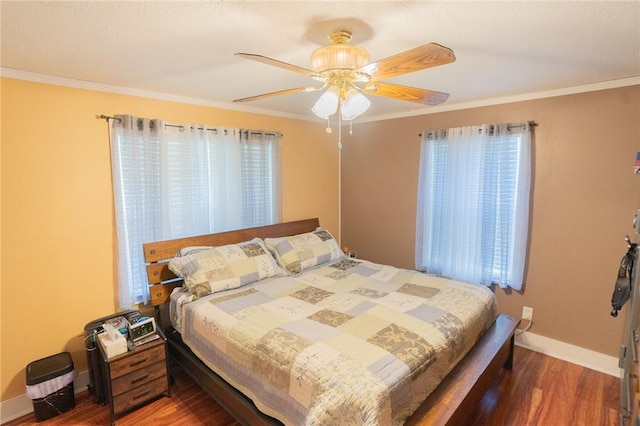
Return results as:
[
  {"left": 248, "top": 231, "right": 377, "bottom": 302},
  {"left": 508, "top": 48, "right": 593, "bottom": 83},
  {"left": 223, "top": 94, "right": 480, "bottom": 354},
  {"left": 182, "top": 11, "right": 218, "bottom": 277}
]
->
[{"left": 143, "top": 218, "right": 320, "bottom": 306}]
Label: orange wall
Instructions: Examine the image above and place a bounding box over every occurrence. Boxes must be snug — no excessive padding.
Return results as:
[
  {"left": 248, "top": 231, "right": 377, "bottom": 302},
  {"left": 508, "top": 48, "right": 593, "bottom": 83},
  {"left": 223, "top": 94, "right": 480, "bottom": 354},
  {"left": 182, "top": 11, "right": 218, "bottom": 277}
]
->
[
  {"left": 341, "top": 85, "right": 640, "bottom": 357},
  {"left": 0, "top": 77, "right": 339, "bottom": 400}
]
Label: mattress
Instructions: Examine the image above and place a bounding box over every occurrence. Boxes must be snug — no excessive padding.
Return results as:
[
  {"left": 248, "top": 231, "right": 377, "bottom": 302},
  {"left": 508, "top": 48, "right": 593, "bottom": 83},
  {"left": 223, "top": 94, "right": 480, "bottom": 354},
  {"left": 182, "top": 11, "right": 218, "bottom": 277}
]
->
[{"left": 170, "top": 258, "right": 496, "bottom": 425}]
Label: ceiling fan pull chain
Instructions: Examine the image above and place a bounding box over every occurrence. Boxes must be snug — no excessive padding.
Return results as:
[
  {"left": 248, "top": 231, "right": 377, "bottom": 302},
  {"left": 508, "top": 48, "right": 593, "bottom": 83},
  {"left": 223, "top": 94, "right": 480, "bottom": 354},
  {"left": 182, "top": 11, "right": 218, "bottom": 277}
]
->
[
  {"left": 338, "top": 113, "right": 343, "bottom": 150},
  {"left": 349, "top": 120, "right": 353, "bottom": 136},
  {"left": 326, "top": 116, "right": 332, "bottom": 134}
]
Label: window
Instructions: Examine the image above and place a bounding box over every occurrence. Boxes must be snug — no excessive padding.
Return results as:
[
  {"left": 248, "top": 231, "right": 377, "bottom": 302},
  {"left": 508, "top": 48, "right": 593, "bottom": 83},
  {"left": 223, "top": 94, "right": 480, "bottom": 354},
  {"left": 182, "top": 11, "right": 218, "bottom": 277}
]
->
[
  {"left": 109, "top": 116, "right": 282, "bottom": 308},
  {"left": 240, "top": 131, "right": 282, "bottom": 227},
  {"left": 415, "top": 123, "right": 532, "bottom": 290}
]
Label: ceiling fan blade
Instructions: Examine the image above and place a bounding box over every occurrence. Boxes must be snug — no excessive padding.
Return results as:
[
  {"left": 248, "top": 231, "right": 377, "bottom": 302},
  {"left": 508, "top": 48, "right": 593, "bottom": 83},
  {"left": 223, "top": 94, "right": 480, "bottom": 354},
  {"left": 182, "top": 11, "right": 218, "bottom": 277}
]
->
[
  {"left": 360, "top": 81, "right": 450, "bottom": 106},
  {"left": 234, "top": 86, "right": 324, "bottom": 103},
  {"left": 235, "top": 53, "right": 327, "bottom": 82},
  {"left": 356, "top": 43, "right": 455, "bottom": 81}
]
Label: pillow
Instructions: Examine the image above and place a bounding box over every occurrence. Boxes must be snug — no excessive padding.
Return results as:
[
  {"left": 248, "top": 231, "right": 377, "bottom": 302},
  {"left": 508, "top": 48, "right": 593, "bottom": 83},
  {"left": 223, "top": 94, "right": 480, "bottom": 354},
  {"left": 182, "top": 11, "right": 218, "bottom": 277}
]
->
[
  {"left": 264, "top": 227, "right": 344, "bottom": 274},
  {"left": 168, "top": 238, "right": 286, "bottom": 299}
]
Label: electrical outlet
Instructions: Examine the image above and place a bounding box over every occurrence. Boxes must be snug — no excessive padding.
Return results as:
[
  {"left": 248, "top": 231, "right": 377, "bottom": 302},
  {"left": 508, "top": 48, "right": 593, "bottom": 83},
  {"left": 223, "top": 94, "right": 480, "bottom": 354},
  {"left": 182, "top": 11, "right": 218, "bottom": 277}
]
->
[{"left": 522, "top": 306, "right": 534, "bottom": 321}]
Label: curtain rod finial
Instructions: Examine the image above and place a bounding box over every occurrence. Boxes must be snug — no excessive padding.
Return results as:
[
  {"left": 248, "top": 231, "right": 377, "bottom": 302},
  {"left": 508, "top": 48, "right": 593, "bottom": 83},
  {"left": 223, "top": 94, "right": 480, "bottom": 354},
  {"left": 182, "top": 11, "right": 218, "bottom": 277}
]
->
[{"left": 99, "top": 114, "right": 122, "bottom": 123}]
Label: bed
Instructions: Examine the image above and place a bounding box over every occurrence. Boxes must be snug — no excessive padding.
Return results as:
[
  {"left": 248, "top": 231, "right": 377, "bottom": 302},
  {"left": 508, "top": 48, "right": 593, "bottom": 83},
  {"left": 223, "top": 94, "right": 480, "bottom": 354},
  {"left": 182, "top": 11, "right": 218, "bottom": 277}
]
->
[{"left": 143, "top": 218, "right": 518, "bottom": 425}]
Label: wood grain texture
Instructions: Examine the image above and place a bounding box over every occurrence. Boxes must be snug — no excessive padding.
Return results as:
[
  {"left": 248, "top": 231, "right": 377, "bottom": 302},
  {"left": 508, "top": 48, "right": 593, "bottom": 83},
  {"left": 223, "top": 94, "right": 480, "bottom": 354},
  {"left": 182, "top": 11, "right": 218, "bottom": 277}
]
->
[
  {"left": 361, "top": 82, "right": 450, "bottom": 106},
  {"left": 356, "top": 43, "right": 456, "bottom": 81},
  {"left": 5, "top": 347, "right": 619, "bottom": 426},
  {"left": 475, "top": 346, "right": 620, "bottom": 426}
]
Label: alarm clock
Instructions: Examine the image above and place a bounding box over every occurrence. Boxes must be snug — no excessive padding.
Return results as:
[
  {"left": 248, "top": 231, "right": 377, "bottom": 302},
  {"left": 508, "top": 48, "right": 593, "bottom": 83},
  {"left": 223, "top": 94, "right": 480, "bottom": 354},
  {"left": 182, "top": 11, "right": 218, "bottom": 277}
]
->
[{"left": 127, "top": 317, "right": 157, "bottom": 344}]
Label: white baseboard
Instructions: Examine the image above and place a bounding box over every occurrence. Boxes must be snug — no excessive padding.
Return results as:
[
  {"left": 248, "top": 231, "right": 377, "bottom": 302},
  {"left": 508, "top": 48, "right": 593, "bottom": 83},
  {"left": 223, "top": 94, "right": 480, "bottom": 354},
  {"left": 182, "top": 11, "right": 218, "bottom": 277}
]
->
[
  {"left": 0, "top": 334, "right": 620, "bottom": 423},
  {"left": 515, "top": 330, "right": 621, "bottom": 377},
  {"left": 0, "top": 370, "right": 89, "bottom": 424}
]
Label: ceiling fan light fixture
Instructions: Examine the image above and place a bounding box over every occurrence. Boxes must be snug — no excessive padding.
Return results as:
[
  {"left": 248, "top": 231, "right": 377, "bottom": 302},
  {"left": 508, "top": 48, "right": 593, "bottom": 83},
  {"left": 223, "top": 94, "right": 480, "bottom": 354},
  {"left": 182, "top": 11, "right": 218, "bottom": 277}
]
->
[
  {"left": 340, "top": 89, "right": 371, "bottom": 120},
  {"left": 310, "top": 30, "right": 370, "bottom": 72},
  {"left": 311, "top": 44, "right": 370, "bottom": 72},
  {"left": 311, "top": 88, "right": 339, "bottom": 119}
]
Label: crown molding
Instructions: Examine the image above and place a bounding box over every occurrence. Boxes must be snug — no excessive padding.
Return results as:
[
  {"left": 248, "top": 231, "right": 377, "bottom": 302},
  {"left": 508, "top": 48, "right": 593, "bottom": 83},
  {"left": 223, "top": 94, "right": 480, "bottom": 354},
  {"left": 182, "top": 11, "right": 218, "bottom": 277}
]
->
[
  {"left": 361, "top": 76, "right": 640, "bottom": 123},
  {"left": 0, "top": 67, "right": 314, "bottom": 122},
  {"left": 2, "top": 67, "right": 638, "bottom": 124}
]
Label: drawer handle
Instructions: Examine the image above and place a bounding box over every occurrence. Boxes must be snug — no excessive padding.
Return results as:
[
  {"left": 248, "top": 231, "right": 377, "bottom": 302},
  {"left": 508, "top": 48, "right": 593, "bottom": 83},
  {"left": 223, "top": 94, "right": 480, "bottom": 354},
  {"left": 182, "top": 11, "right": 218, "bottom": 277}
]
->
[
  {"left": 131, "top": 373, "right": 150, "bottom": 384},
  {"left": 132, "top": 389, "right": 151, "bottom": 400},
  {"left": 129, "top": 358, "right": 148, "bottom": 367}
]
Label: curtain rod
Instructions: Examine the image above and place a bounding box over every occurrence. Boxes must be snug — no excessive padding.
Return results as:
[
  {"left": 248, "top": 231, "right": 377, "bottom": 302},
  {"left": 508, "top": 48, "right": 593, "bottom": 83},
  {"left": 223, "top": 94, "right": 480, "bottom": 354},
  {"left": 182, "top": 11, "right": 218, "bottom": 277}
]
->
[
  {"left": 98, "top": 114, "right": 122, "bottom": 122},
  {"left": 165, "top": 124, "right": 279, "bottom": 137},
  {"left": 98, "top": 115, "right": 279, "bottom": 137},
  {"left": 418, "top": 120, "right": 538, "bottom": 137}
]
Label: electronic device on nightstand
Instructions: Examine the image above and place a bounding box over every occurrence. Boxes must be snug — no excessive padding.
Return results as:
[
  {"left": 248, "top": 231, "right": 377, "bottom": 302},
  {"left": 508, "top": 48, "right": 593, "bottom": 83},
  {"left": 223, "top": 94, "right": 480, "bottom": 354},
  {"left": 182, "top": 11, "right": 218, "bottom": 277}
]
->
[{"left": 127, "top": 317, "right": 159, "bottom": 347}]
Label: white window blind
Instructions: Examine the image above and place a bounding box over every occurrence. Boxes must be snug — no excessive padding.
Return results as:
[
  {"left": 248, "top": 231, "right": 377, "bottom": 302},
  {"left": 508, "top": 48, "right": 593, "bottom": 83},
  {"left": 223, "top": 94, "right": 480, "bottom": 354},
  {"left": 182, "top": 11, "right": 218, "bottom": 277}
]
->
[
  {"left": 240, "top": 131, "right": 282, "bottom": 227},
  {"left": 415, "top": 123, "right": 532, "bottom": 290},
  {"left": 109, "top": 116, "right": 282, "bottom": 308}
]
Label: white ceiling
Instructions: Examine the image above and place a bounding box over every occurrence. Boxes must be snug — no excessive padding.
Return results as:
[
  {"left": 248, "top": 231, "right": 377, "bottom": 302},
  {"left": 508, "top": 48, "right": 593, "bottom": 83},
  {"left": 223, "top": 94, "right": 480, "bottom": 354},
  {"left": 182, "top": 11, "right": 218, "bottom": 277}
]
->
[{"left": 1, "top": 1, "right": 639, "bottom": 122}]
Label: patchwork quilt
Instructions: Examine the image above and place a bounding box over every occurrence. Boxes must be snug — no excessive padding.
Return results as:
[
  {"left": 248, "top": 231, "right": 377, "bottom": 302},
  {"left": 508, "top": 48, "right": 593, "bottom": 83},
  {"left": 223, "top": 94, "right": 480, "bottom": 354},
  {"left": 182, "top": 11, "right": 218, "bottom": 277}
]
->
[{"left": 171, "top": 258, "right": 496, "bottom": 425}]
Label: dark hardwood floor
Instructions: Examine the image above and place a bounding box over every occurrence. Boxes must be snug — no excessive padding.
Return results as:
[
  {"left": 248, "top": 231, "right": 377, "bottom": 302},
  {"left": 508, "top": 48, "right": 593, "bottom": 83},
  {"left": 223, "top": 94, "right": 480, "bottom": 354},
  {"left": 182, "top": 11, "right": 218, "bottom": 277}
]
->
[
  {"left": 4, "top": 347, "right": 620, "bottom": 426},
  {"left": 474, "top": 347, "right": 619, "bottom": 426}
]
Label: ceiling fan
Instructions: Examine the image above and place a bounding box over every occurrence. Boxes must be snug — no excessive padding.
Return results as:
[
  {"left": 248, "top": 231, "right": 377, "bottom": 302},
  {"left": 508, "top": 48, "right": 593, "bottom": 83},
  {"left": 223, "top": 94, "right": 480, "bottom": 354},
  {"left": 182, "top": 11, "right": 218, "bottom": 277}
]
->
[{"left": 233, "top": 29, "right": 456, "bottom": 120}]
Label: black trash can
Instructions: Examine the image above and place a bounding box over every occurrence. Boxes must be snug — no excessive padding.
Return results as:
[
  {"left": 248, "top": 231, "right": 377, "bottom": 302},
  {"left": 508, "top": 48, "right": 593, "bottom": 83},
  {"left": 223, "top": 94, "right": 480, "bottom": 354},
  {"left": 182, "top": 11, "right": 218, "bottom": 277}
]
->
[{"left": 26, "top": 351, "right": 76, "bottom": 422}]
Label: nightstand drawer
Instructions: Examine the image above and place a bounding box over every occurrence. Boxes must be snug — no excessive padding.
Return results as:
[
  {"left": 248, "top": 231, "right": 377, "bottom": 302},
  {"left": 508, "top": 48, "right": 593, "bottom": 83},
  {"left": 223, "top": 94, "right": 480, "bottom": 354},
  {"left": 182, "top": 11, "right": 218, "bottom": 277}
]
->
[
  {"left": 109, "top": 344, "right": 165, "bottom": 379},
  {"left": 111, "top": 361, "right": 167, "bottom": 396},
  {"left": 112, "top": 376, "right": 168, "bottom": 414}
]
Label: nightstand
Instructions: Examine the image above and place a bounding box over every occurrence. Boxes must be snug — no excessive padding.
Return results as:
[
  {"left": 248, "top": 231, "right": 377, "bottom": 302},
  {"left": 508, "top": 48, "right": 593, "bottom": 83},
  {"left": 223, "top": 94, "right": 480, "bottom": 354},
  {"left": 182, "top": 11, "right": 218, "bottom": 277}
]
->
[{"left": 98, "top": 329, "right": 170, "bottom": 425}]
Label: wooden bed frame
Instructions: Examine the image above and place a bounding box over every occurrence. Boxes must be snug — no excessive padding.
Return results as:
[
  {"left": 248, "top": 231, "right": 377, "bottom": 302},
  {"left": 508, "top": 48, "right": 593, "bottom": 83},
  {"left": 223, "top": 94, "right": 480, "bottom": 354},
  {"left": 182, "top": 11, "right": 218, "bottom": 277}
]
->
[{"left": 143, "top": 218, "right": 519, "bottom": 426}]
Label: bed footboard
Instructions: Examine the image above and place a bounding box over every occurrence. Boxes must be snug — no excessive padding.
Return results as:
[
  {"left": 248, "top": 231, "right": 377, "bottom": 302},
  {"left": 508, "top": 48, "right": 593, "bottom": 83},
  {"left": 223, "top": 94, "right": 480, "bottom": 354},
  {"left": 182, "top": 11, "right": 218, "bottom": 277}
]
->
[{"left": 406, "top": 314, "right": 519, "bottom": 425}]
